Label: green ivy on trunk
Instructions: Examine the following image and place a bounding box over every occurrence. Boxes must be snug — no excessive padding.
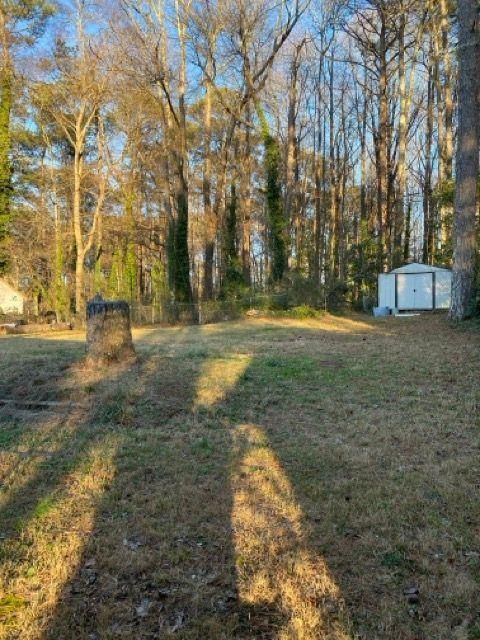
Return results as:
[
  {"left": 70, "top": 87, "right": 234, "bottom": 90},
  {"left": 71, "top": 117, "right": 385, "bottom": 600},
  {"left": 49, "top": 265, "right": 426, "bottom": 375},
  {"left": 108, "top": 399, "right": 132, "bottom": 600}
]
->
[
  {"left": 0, "top": 68, "right": 13, "bottom": 274},
  {"left": 256, "top": 103, "right": 287, "bottom": 283}
]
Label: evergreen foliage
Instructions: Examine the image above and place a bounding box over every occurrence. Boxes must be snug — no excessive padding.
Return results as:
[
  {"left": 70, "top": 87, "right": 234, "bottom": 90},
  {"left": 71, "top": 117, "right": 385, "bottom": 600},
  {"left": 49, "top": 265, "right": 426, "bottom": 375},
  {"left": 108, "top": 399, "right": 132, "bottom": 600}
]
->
[
  {"left": 221, "top": 183, "right": 245, "bottom": 298},
  {"left": 172, "top": 190, "right": 192, "bottom": 302},
  {"left": 124, "top": 241, "right": 137, "bottom": 301},
  {"left": 151, "top": 258, "right": 168, "bottom": 305},
  {"left": 166, "top": 217, "right": 176, "bottom": 295}
]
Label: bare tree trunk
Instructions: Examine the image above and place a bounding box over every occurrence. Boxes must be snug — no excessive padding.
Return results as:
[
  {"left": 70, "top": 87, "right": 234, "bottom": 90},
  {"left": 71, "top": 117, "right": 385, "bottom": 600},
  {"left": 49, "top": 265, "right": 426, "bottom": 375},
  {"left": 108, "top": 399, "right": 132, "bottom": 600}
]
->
[
  {"left": 202, "top": 55, "right": 215, "bottom": 300},
  {"left": 0, "top": 6, "right": 12, "bottom": 274},
  {"left": 403, "top": 199, "right": 411, "bottom": 262},
  {"left": 423, "top": 57, "right": 434, "bottom": 264},
  {"left": 53, "top": 196, "right": 64, "bottom": 320},
  {"left": 438, "top": 0, "right": 454, "bottom": 249},
  {"left": 377, "top": 15, "right": 389, "bottom": 271},
  {"left": 449, "top": 0, "right": 480, "bottom": 320},
  {"left": 73, "top": 132, "right": 85, "bottom": 314},
  {"left": 439, "top": 0, "right": 454, "bottom": 182},
  {"left": 327, "top": 57, "right": 338, "bottom": 284},
  {"left": 313, "top": 62, "right": 325, "bottom": 287},
  {"left": 73, "top": 6, "right": 87, "bottom": 313},
  {"left": 73, "top": 112, "right": 106, "bottom": 315},
  {"left": 285, "top": 41, "right": 304, "bottom": 270},
  {"left": 321, "top": 105, "right": 328, "bottom": 288},
  {"left": 241, "top": 105, "right": 252, "bottom": 286},
  {"left": 359, "top": 84, "right": 368, "bottom": 295},
  {"left": 313, "top": 154, "right": 322, "bottom": 285},
  {"left": 172, "top": 0, "right": 192, "bottom": 303},
  {"left": 338, "top": 88, "right": 348, "bottom": 284},
  {"left": 393, "top": 11, "right": 406, "bottom": 268},
  {"left": 313, "top": 130, "right": 322, "bottom": 285}
]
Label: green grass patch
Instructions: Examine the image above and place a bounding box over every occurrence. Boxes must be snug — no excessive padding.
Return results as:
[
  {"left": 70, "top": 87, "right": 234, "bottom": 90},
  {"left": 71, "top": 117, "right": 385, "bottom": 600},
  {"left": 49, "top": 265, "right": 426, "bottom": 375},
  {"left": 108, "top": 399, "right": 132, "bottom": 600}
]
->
[
  {"left": 33, "top": 496, "right": 57, "bottom": 520},
  {"left": 0, "top": 594, "right": 27, "bottom": 619}
]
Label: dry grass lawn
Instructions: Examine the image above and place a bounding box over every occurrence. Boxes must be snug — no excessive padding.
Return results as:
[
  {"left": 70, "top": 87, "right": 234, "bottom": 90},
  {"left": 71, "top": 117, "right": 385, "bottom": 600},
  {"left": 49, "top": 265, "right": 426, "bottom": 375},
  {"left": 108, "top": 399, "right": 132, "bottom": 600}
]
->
[{"left": 0, "top": 313, "right": 479, "bottom": 639}]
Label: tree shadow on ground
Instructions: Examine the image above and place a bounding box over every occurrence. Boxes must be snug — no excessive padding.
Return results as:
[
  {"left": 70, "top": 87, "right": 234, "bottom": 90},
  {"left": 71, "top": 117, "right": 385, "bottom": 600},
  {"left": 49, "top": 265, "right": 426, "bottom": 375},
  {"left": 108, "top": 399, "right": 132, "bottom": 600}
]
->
[
  {"left": 2, "top": 316, "right": 477, "bottom": 639},
  {"left": 0, "top": 322, "right": 348, "bottom": 640},
  {"left": 220, "top": 318, "right": 480, "bottom": 639}
]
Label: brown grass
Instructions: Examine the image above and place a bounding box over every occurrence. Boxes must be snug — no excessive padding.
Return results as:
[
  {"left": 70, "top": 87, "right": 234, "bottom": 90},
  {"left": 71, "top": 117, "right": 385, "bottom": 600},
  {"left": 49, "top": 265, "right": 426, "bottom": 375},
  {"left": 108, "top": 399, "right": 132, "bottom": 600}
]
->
[{"left": 0, "top": 314, "right": 479, "bottom": 639}]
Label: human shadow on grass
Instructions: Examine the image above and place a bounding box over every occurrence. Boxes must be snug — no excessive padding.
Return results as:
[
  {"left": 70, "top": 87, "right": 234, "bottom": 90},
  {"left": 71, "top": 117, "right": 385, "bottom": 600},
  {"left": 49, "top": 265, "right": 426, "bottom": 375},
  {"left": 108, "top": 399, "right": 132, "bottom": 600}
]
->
[
  {"left": 2, "top": 321, "right": 386, "bottom": 639},
  {"left": 37, "top": 349, "right": 277, "bottom": 638},
  {"left": 37, "top": 323, "right": 361, "bottom": 640},
  {"left": 34, "top": 317, "right": 480, "bottom": 640},
  {"left": 0, "top": 339, "right": 88, "bottom": 502},
  {"left": 0, "top": 329, "right": 251, "bottom": 638},
  {"left": 219, "top": 329, "right": 480, "bottom": 640}
]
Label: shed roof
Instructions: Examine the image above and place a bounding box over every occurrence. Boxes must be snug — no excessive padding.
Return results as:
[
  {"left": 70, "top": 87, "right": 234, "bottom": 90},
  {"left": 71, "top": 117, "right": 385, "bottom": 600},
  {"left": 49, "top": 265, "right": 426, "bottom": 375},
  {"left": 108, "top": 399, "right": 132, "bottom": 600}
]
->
[{"left": 390, "top": 262, "right": 450, "bottom": 274}]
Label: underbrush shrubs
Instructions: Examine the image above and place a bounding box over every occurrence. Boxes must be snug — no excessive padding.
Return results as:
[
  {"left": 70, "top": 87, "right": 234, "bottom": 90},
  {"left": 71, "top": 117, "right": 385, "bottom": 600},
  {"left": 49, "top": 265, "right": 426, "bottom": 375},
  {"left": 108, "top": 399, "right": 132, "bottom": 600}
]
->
[{"left": 283, "top": 304, "right": 324, "bottom": 319}]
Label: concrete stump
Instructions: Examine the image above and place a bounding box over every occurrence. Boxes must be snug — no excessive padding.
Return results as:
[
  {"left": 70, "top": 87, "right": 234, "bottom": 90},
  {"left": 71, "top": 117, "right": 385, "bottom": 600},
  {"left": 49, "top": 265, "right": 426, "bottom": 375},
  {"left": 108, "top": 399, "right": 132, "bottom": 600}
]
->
[{"left": 86, "top": 296, "right": 136, "bottom": 365}]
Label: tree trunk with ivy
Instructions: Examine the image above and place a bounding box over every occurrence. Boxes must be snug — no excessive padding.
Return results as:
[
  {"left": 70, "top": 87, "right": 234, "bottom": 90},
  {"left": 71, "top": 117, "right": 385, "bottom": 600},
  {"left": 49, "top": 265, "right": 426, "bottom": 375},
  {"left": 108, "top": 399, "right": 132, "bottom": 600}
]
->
[
  {"left": 170, "top": 1, "right": 192, "bottom": 305},
  {"left": 172, "top": 179, "right": 192, "bottom": 303},
  {"left": 221, "top": 183, "right": 243, "bottom": 297},
  {"left": 0, "top": 13, "right": 12, "bottom": 274},
  {"left": 256, "top": 103, "right": 287, "bottom": 284}
]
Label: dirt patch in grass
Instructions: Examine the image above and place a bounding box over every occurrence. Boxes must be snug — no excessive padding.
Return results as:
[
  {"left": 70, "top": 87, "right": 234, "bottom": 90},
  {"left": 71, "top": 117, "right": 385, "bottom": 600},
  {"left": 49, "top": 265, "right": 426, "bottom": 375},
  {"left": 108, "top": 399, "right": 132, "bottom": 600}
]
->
[{"left": 0, "top": 313, "right": 479, "bottom": 639}]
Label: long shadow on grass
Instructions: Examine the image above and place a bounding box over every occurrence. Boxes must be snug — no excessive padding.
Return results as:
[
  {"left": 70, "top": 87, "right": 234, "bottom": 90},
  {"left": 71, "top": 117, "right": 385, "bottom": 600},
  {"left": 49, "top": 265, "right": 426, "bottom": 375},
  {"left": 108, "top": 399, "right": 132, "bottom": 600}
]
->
[
  {"left": 36, "top": 337, "right": 265, "bottom": 638},
  {"left": 0, "top": 333, "right": 205, "bottom": 634},
  {"left": 218, "top": 321, "right": 480, "bottom": 639},
  {"left": 0, "top": 338, "right": 84, "bottom": 458},
  {"left": 0, "top": 339, "right": 89, "bottom": 524},
  {"left": 4, "top": 319, "right": 398, "bottom": 638},
  {"left": 5, "top": 331, "right": 248, "bottom": 637},
  {"left": 37, "top": 321, "right": 368, "bottom": 640}
]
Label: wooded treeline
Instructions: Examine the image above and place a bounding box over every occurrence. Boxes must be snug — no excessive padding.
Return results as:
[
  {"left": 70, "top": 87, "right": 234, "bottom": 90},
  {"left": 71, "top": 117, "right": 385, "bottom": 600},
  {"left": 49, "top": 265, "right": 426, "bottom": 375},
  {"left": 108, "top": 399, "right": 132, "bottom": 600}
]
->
[{"left": 0, "top": 0, "right": 478, "bottom": 318}]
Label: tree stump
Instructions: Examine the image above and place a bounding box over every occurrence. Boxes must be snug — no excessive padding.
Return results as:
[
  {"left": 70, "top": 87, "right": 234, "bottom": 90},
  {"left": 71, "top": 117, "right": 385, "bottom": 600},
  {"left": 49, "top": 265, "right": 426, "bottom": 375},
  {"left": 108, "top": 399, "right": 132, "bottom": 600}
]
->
[{"left": 86, "top": 296, "right": 136, "bottom": 365}]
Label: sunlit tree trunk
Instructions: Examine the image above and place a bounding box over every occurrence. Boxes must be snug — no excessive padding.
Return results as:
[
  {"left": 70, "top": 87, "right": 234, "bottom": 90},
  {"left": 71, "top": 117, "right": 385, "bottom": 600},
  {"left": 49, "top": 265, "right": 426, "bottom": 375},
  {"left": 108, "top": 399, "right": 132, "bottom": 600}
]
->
[
  {"left": 73, "top": 113, "right": 106, "bottom": 314},
  {"left": 241, "top": 105, "right": 252, "bottom": 286},
  {"left": 359, "top": 82, "right": 368, "bottom": 296},
  {"left": 0, "top": 7, "right": 12, "bottom": 273},
  {"left": 73, "top": 123, "right": 85, "bottom": 313},
  {"left": 202, "top": 51, "right": 215, "bottom": 300},
  {"left": 423, "top": 57, "right": 434, "bottom": 264},
  {"left": 403, "top": 200, "right": 411, "bottom": 262},
  {"left": 285, "top": 41, "right": 304, "bottom": 270}
]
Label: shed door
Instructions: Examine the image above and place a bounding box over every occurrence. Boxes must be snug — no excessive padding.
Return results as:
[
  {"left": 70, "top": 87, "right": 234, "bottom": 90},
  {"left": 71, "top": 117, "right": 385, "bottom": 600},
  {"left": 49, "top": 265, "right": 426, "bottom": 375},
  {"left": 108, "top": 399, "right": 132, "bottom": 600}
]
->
[
  {"left": 378, "top": 273, "right": 396, "bottom": 308},
  {"left": 397, "top": 273, "right": 433, "bottom": 310}
]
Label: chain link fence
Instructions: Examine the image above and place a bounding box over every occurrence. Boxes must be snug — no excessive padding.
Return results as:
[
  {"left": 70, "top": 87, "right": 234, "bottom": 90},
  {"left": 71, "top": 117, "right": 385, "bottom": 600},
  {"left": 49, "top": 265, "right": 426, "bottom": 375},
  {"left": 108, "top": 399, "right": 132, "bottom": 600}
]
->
[
  {"left": 128, "top": 289, "right": 354, "bottom": 326},
  {"left": 129, "top": 299, "right": 253, "bottom": 326},
  {"left": 2, "top": 289, "right": 357, "bottom": 329}
]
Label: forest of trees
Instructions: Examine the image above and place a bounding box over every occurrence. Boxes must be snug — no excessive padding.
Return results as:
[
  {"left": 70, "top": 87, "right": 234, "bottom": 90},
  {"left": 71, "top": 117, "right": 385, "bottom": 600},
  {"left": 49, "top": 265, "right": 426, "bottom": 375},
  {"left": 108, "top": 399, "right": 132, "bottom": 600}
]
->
[{"left": 0, "top": 0, "right": 478, "bottom": 319}]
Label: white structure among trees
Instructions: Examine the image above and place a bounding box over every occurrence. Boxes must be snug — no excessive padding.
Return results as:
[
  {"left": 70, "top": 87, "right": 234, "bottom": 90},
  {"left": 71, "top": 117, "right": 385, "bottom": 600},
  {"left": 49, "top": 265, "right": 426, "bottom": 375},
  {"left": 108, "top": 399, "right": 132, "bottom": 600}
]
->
[
  {"left": 378, "top": 263, "right": 452, "bottom": 312},
  {"left": 0, "top": 279, "right": 24, "bottom": 314}
]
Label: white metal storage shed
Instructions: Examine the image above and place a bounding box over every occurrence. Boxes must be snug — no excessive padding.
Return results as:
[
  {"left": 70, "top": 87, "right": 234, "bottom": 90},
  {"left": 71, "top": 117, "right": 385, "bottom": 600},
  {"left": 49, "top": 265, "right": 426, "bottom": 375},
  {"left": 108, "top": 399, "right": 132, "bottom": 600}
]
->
[{"left": 378, "top": 263, "right": 452, "bottom": 311}]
